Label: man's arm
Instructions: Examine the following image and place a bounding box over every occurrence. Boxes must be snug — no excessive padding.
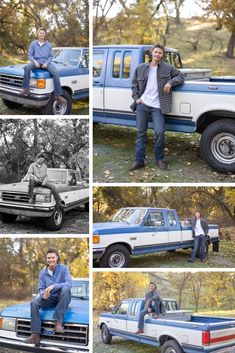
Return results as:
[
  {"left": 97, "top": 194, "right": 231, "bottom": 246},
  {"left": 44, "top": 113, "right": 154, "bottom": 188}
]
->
[
  {"left": 41, "top": 165, "right": 48, "bottom": 185},
  {"left": 45, "top": 44, "right": 53, "bottom": 66},
  {"left": 168, "top": 66, "right": 185, "bottom": 87},
  {"left": 203, "top": 219, "right": 209, "bottom": 235},
  {"left": 38, "top": 270, "right": 47, "bottom": 297},
  {"left": 28, "top": 42, "right": 40, "bottom": 67},
  {"left": 131, "top": 67, "right": 140, "bottom": 101}
]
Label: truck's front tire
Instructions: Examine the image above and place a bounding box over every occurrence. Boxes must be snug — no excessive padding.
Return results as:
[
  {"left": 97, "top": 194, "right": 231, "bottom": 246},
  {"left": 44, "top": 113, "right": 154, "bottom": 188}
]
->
[
  {"left": 161, "top": 340, "right": 184, "bottom": 353},
  {"left": 99, "top": 245, "right": 130, "bottom": 268},
  {"left": 44, "top": 207, "right": 65, "bottom": 231},
  {"left": 101, "top": 324, "right": 112, "bottom": 344},
  {"left": 2, "top": 99, "right": 23, "bottom": 109},
  {"left": 0, "top": 213, "right": 18, "bottom": 223},
  {"left": 42, "top": 89, "right": 72, "bottom": 115},
  {"left": 200, "top": 119, "right": 235, "bottom": 173}
]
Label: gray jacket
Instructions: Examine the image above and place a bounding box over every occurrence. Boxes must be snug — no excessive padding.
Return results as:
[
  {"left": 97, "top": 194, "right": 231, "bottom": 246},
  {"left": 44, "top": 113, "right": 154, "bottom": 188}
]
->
[
  {"left": 130, "top": 61, "right": 184, "bottom": 114},
  {"left": 145, "top": 289, "right": 161, "bottom": 307},
  {"left": 191, "top": 217, "right": 209, "bottom": 237}
]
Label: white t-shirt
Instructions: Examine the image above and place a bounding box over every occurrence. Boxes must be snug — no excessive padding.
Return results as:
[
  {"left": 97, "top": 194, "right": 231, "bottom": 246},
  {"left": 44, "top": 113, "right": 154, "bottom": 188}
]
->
[
  {"left": 194, "top": 219, "right": 205, "bottom": 236},
  {"left": 47, "top": 269, "right": 53, "bottom": 276},
  {"left": 140, "top": 66, "right": 160, "bottom": 109}
]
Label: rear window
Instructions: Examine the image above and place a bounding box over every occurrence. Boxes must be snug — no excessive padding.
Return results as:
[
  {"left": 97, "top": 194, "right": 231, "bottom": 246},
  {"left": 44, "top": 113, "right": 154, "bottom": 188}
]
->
[{"left": 93, "top": 50, "right": 104, "bottom": 77}]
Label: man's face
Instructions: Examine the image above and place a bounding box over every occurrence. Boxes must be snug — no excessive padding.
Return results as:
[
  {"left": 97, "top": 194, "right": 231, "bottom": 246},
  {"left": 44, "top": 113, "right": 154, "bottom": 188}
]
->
[
  {"left": 36, "top": 157, "right": 44, "bottom": 165},
  {"left": 151, "top": 47, "right": 164, "bottom": 62},
  {"left": 149, "top": 284, "right": 156, "bottom": 292},
  {"left": 38, "top": 30, "right": 46, "bottom": 41},
  {"left": 46, "top": 252, "right": 59, "bottom": 268},
  {"left": 195, "top": 211, "right": 201, "bottom": 219}
]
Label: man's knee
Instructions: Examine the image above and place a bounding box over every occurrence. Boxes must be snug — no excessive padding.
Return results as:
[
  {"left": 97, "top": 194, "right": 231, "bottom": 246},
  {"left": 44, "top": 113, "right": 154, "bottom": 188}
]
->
[
  {"left": 24, "top": 63, "right": 33, "bottom": 72},
  {"left": 31, "top": 296, "right": 42, "bottom": 308},
  {"left": 60, "top": 287, "right": 71, "bottom": 295}
]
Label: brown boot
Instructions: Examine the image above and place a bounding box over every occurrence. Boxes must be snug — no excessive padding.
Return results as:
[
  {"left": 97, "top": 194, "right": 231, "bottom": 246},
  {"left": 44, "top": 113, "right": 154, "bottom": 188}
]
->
[
  {"left": 24, "top": 333, "right": 40, "bottom": 344},
  {"left": 22, "top": 88, "right": 30, "bottom": 96},
  {"left": 135, "top": 329, "right": 144, "bottom": 334},
  {"left": 55, "top": 321, "right": 65, "bottom": 333}
]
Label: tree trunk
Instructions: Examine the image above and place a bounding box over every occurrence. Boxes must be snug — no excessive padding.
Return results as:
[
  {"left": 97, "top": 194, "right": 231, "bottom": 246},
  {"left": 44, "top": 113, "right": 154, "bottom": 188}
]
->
[{"left": 226, "top": 32, "right": 235, "bottom": 58}]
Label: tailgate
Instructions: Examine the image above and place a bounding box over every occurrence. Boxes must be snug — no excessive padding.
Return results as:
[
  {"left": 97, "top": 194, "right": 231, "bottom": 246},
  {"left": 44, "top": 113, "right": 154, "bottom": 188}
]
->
[{"left": 203, "top": 322, "right": 235, "bottom": 351}]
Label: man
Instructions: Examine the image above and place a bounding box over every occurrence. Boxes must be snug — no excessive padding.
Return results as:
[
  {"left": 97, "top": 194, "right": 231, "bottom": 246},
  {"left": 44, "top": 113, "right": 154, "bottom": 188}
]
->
[
  {"left": 135, "top": 282, "right": 161, "bottom": 334},
  {"left": 130, "top": 44, "right": 184, "bottom": 171},
  {"left": 22, "top": 27, "right": 64, "bottom": 101},
  {"left": 25, "top": 152, "right": 65, "bottom": 208},
  {"left": 25, "top": 248, "right": 72, "bottom": 344},
  {"left": 187, "top": 210, "right": 209, "bottom": 263}
]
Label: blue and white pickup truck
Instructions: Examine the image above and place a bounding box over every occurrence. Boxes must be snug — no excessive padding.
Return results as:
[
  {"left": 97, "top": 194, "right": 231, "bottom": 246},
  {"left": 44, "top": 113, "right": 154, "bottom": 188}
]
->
[
  {"left": 93, "top": 45, "right": 235, "bottom": 172},
  {"left": 0, "top": 168, "right": 89, "bottom": 231},
  {"left": 0, "top": 47, "right": 89, "bottom": 115},
  {"left": 93, "top": 207, "right": 220, "bottom": 267},
  {"left": 0, "top": 278, "right": 89, "bottom": 353},
  {"left": 99, "top": 297, "right": 235, "bottom": 353}
]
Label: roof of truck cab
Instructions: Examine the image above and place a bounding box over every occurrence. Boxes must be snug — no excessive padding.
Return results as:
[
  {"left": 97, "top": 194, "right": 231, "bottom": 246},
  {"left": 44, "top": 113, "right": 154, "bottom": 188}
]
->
[
  {"left": 93, "top": 45, "right": 179, "bottom": 52},
  {"left": 53, "top": 47, "right": 88, "bottom": 50},
  {"left": 119, "top": 207, "right": 176, "bottom": 211}
]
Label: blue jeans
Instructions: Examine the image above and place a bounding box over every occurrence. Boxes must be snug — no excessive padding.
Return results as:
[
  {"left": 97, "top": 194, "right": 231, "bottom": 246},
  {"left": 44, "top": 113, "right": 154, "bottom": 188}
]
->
[
  {"left": 22, "top": 62, "right": 63, "bottom": 96},
  {"left": 191, "top": 235, "right": 207, "bottom": 260},
  {"left": 31, "top": 287, "right": 71, "bottom": 333},
  {"left": 28, "top": 176, "right": 62, "bottom": 204},
  {"left": 138, "top": 300, "right": 161, "bottom": 330},
  {"left": 135, "top": 103, "right": 165, "bottom": 162}
]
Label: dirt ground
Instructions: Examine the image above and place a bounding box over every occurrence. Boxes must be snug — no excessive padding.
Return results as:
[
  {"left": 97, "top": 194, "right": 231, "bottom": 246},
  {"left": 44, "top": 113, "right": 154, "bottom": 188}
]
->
[
  {"left": 0, "top": 206, "right": 89, "bottom": 234},
  {"left": 93, "top": 125, "right": 235, "bottom": 183}
]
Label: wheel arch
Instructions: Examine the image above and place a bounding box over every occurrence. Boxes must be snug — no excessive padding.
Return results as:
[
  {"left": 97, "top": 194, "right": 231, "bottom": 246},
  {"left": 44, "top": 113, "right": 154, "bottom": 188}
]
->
[
  {"left": 105, "top": 242, "right": 132, "bottom": 254},
  {"left": 61, "top": 86, "right": 73, "bottom": 96},
  {"left": 196, "top": 110, "right": 235, "bottom": 133},
  {"left": 159, "top": 334, "right": 181, "bottom": 346}
]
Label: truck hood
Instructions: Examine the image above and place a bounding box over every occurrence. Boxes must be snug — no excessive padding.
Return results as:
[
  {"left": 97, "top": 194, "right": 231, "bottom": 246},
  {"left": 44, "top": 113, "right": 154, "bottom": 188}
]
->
[
  {"left": 0, "top": 299, "right": 89, "bottom": 325},
  {"left": 93, "top": 222, "right": 140, "bottom": 234},
  {"left": 0, "top": 182, "right": 69, "bottom": 194},
  {"left": 0, "top": 63, "right": 86, "bottom": 78}
]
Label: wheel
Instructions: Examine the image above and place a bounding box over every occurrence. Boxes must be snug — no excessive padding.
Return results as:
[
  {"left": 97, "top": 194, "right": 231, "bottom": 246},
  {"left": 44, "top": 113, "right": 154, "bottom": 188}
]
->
[
  {"left": 196, "top": 241, "right": 209, "bottom": 259},
  {"left": 2, "top": 99, "right": 23, "bottom": 109},
  {"left": 85, "top": 202, "right": 89, "bottom": 212},
  {"left": 161, "top": 340, "right": 184, "bottom": 353},
  {"left": 44, "top": 207, "right": 64, "bottom": 231},
  {"left": 101, "top": 324, "right": 112, "bottom": 344},
  {"left": 167, "top": 250, "right": 176, "bottom": 253},
  {"left": 200, "top": 119, "right": 235, "bottom": 172},
  {"left": 99, "top": 245, "right": 130, "bottom": 268},
  {"left": 0, "top": 213, "right": 18, "bottom": 223},
  {"left": 42, "top": 89, "right": 72, "bottom": 115}
]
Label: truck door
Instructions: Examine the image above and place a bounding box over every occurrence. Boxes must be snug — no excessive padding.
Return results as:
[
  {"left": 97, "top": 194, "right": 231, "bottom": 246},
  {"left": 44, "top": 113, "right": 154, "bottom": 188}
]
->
[
  {"left": 126, "top": 300, "right": 142, "bottom": 335},
  {"left": 93, "top": 48, "right": 108, "bottom": 110},
  {"left": 110, "top": 301, "right": 129, "bottom": 332},
  {"left": 141, "top": 210, "right": 169, "bottom": 248},
  {"left": 166, "top": 210, "right": 182, "bottom": 246}
]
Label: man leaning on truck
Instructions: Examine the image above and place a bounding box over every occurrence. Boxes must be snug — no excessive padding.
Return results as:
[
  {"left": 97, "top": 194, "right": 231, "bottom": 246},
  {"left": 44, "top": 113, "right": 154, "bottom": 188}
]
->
[
  {"left": 130, "top": 44, "right": 184, "bottom": 171},
  {"left": 25, "top": 248, "right": 72, "bottom": 344},
  {"left": 22, "top": 27, "right": 64, "bottom": 101}
]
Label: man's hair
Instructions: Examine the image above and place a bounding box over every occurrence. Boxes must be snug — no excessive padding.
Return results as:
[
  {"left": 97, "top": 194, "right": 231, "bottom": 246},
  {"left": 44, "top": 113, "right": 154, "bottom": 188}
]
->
[
  {"left": 37, "top": 27, "right": 47, "bottom": 34},
  {"left": 151, "top": 43, "right": 165, "bottom": 55},
  {"left": 195, "top": 210, "right": 201, "bottom": 216},
  {"left": 36, "top": 152, "right": 46, "bottom": 160},
  {"left": 149, "top": 281, "right": 157, "bottom": 289},
  {"left": 45, "top": 248, "right": 60, "bottom": 262}
]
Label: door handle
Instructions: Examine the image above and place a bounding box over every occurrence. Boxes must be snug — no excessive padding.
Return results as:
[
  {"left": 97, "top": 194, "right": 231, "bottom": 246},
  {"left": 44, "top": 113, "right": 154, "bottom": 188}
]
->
[
  {"left": 208, "top": 85, "right": 218, "bottom": 90},
  {"left": 93, "top": 81, "right": 103, "bottom": 86}
]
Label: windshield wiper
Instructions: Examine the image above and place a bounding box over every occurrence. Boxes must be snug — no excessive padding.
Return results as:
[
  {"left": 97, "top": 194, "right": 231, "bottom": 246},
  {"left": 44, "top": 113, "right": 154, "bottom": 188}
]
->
[
  {"left": 72, "top": 295, "right": 88, "bottom": 300},
  {"left": 52, "top": 60, "right": 67, "bottom": 66}
]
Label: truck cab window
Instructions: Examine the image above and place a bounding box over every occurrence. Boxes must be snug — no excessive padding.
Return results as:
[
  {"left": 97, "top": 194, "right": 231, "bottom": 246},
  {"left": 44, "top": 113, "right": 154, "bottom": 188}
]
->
[
  {"left": 116, "top": 302, "right": 129, "bottom": 315},
  {"left": 93, "top": 50, "right": 104, "bottom": 77},
  {"left": 167, "top": 211, "right": 177, "bottom": 226},
  {"left": 113, "top": 51, "right": 121, "bottom": 78},
  {"left": 145, "top": 211, "right": 165, "bottom": 227},
  {"left": 123, "top": 51, "right": 131, "bottom": 78}
]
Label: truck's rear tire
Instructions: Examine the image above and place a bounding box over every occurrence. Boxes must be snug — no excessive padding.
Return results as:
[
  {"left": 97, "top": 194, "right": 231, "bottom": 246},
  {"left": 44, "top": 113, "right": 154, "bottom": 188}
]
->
[
  {"left": 45, "top": 207, "right": 65, "bottom": 231},
  {"left": 42, "top": 89, "right": 72, "bottom": 115},
  {"left": 161, "top": 339, "right": 184, "bottom": 353},
  {"left": 196, "top": 241, "right": 209, "bottom": 259},
  {"left": 99, "top": 245, "right": 130, "bottom": 268},
  {"left": 101, "top": 324, "right": 112, "bottom": 344},
  {"left": 200, "top": 119, "right": 235, "bottom": 173},
  {"left": 0, "top": 213, "right": 18, "bottom": 223},
  {"left": 2, "top": 99, "right": 23, "bottom": 109}
]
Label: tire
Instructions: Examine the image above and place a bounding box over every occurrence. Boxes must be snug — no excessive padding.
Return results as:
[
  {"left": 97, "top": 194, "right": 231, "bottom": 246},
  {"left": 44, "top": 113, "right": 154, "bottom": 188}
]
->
[
  {"left": 85, "top": 202, "right": 89, "bottom": 212},
  {"left": 44, "top": 207, "right": 65, "bottom": 231},
  {"left": 101, "top": 324, "right": 112, "bottom": 344},
  {"left": 161, "top": 340, "right": 184, "bottom": 353},
  {"left": 196, "top": 241, "right": 209, "bottom": 259},
  {"left": 167, "top": 250, "right": 176, "bottom": 253},
  {"left": 2, "top": 98, "right": 23, "bottom": 109},
  {"left": 0, "top": 213, "right": 18, "bottom": 223},
  {"left": 99, "top": 245, "right": 130, "bottom": 268},
  {"left": 200, "top": 119, "right": 235, "bottom": 173},
  {"left": 42, "top": 89, "right": 72, "bottom": 115}
]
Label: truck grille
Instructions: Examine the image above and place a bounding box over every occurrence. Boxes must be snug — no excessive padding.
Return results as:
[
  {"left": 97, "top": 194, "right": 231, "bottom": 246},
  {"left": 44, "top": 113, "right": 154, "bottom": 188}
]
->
[
  {"left": 0, "top": 74, "right": 23, "bottom": 88},
  {"left": 16, "top": 319, "right": 88, "bottom": 345},
  {"left": 2, "top": 191, "right": 30, "bottom": 203}
]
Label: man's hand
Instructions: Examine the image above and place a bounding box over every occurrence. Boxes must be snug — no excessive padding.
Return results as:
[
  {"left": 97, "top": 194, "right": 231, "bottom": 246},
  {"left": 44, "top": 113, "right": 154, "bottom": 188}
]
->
[
  {"left": 163, "top": 82, "right": 172, "bottom": 94},
  {"left": 42, "top": 284, "right": 55, "bottom": 299},
  {"left": 42, "top": 63, "right": 48, "bottom": 69},
  {"left": 136, "top": 98, "right": 144, "bottom": 104},
  {"left": 147, "top": 308, "right": 152, "bottom": 313},
  {"left": 34, "top": 61, "right": 40, "bottom": 68},
  {"left": 41, "top": 179, "right": 47, "bottom": 186}
]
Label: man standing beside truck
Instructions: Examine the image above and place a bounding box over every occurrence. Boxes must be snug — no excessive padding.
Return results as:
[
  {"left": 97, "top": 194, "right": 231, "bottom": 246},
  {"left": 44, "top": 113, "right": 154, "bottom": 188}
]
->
[
  {"left": 22, "top": 27, "right": 64, "bottom": 101},
  {"left": 25, "top": 248, "right": 72, "bottom": 344},
  {"left": 187, "top": 210, "right": 209, "bottom": 263},
  {"left": 135, "top": 282, "right": 161, "bottom": 334},
  {"left": 130, "top": 44, "right": 184, "bottom": 171}
]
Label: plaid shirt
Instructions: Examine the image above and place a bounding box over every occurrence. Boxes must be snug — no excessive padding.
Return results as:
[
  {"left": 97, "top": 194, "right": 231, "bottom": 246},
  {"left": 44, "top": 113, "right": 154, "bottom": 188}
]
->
[{"left": 130, "top": 61, "right": 184, "bottom": 114}]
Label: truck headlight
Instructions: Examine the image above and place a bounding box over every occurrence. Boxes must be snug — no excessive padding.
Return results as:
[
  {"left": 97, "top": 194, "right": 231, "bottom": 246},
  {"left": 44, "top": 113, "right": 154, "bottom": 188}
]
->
[
  {"left": 29, "top": 78, "right": 37, "bottom": 87},
  {"left": 35, "top": 194, "right": 51, "bottom": 203},
  {"left": 0, "top": 317, "right": 16, "bottom": 331},
  {"left": 93, "top": 234, "right": 100, "bottom": 244}
]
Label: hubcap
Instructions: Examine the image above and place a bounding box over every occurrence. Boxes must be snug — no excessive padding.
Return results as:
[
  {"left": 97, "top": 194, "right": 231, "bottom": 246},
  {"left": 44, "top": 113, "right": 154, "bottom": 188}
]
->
[
  {"left": 52, "top": 99, "right": 67, "bottom": 115},
  {"left": 165, "top": 347, "right": 177, "bottom": 353},
  {"left": 211, "top": 133, "right": 235, "bottom": 164},
  {"left": 109, "top": 252, "right": 126, "bottom": 268},
  {"left": 54, "top": 210, "right": 62, "bottom": 226}
]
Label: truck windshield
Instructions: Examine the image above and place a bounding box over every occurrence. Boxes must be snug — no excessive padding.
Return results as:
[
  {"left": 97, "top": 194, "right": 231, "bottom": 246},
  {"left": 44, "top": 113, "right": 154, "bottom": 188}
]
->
[
  {"left": 112, "top": 208, "right": 146, "bottom": 225},
  {"left": 52, "top": 48, "right": 82, "bottom": 66},
  {"left": 22, "top": 170, "right": 67, "bottom": 184},
  {"left": 71, "top": 281, "right": 89, "bottom": 300}
]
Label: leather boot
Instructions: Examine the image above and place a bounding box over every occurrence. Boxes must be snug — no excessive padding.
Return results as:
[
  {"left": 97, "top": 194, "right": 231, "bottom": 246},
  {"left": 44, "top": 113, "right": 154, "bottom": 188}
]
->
[
  {"left": 24, "top": 333, "right": 40, "bottom": 344},
  {"left": 55, "top": 321, "right": 65, "bottom": 333}
]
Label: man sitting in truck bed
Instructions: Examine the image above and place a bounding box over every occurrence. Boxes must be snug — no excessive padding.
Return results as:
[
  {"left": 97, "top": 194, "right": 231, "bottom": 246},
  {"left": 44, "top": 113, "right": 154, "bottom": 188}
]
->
[{"left": 22, "top": 27, "right": 64, "bottom": 102}]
